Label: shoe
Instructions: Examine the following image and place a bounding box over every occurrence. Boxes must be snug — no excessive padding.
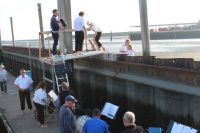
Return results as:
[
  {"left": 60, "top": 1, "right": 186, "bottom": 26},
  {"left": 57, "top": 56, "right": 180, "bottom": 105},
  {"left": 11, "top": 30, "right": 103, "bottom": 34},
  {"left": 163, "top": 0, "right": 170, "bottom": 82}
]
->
[
  {"left": 21, "top": 110, "right": 25, "bottom": 116},
  {"left": 41, "top": 124, "right": 48, "bottom": 128}
]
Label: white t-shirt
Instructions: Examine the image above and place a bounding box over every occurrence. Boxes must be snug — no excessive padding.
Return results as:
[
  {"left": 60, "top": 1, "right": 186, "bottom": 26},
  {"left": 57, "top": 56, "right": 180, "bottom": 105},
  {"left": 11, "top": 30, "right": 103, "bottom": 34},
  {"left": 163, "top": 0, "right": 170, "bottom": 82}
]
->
[
  {"left": 91, "top": 23, "right": 101, "bottom": 32},
  {"left": 14, "top": 75, "right": 33, "bottom": 90},
  {"left": 33, "top": 88, "right": 48, "bottom": 106},
  {"left": 120, "top": 44, "right": 128, "bottom": 52},
  {"left": 120, "top": 44, "right": 135, "bottom": 56},
  {"left": 74, "top": 16, "right": 85, "bottom": 31}
]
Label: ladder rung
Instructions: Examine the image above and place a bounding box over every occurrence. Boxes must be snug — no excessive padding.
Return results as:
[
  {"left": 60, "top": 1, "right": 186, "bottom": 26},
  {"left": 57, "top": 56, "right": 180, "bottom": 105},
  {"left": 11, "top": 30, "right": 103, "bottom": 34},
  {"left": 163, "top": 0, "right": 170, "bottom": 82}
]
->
[{"left": 57, "top": 77, "right": 65, "bottom": 80}]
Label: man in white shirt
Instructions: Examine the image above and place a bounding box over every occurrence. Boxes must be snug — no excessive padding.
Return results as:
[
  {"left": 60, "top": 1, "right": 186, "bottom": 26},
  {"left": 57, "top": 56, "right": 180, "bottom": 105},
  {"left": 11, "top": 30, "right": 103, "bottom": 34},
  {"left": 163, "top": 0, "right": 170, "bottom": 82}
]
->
[
  {"left": 74, "top": 11, "right": 87, "bottom": 52},
  {"left": 14, "top": 68, "right": 33, "bottom": 114}
]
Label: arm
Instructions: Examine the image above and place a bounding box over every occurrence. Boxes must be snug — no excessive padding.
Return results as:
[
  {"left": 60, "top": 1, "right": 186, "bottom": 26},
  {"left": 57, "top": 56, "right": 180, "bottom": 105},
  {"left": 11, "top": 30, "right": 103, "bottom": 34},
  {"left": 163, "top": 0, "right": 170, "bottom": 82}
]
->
[
  {"left": 83, "top": 26, "right": 87, "bottom": 38},
  {"left": 104, "top": 123, "right": 109, "bottom": 133},
  {"left": 82, "top": 121, "right": 87, "bottom": 133}
]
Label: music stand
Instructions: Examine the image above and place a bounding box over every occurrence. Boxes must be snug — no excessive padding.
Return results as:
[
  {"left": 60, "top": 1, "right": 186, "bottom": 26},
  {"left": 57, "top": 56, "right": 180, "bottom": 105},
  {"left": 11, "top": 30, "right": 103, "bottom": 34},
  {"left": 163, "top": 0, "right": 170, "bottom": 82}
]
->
[{"left": 45, "top": 90, "right": 58, "bottom": 124}]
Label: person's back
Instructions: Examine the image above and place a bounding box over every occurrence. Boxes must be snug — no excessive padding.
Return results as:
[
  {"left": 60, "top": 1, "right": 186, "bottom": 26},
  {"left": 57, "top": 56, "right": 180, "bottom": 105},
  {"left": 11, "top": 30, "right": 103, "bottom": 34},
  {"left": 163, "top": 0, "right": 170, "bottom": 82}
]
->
[
  {"left": 83, "top": 117, "right": 108, "bottom": 133},
  {"left": 82, "top": 108, "right": 109, "bottom": 133},
  {"left": 121, "top": 125, "right": 145, "bottom": 133}
]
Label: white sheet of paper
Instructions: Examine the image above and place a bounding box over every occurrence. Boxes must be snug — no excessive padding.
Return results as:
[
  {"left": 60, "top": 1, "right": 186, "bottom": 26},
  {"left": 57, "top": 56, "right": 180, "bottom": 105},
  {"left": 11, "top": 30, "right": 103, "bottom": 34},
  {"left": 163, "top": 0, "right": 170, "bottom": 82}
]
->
[
  {"left": 101, "top": 102, "right": 119, "bottom": 119},
  {"left": 48, "top": 90, "right": 58, "bottom": 102}
]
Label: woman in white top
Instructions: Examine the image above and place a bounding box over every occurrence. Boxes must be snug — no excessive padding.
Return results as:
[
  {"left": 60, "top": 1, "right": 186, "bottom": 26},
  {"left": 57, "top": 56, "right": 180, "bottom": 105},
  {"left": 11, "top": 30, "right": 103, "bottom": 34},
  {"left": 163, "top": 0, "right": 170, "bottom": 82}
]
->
[
  {"left": 120, "top": 39, "right": 134, "bottom": 56},
  {"left": 33, "top": 81, "right": 48, "bottom": 127}
]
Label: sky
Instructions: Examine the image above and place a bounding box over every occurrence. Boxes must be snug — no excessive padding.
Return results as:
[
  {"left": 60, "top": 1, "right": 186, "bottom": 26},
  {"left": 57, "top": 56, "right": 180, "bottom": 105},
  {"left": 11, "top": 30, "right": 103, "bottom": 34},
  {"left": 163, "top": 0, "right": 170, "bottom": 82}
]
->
[{"left": 0, "top": 0, "right": 200, "bottom": 40}]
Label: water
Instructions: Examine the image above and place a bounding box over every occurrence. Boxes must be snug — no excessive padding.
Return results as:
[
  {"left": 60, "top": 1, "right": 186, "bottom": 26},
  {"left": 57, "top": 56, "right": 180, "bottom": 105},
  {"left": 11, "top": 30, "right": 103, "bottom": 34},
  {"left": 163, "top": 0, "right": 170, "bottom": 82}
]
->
[{"left": 2, "top": 37, "right": 200, "bottom": 60}]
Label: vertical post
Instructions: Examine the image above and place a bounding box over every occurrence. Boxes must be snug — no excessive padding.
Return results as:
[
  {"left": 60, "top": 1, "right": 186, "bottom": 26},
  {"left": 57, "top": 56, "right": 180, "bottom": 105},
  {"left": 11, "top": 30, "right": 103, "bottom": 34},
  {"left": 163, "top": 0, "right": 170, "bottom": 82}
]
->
[
  {"left": 0, "top": 29, "right": 2, "bottom": 49},
  {"left": 10, "top": 17, "right": 15, "bottom": 47},
  {"left": 57, "top": 0, "right": 73, "bottom": 54},
  {"left": 139, "top": 0, "right": 150, "bottom": 56},
  {"left": 110, "top": 31, "right": 112, "bottom": 41},
  {"left": 37, "top": 3, "right": 45, "bottom": 49}
]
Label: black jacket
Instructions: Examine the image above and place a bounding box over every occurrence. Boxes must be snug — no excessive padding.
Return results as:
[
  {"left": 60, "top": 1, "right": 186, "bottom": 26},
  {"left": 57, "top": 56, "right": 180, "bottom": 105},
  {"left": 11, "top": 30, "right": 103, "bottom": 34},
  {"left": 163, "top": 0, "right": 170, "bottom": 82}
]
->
[{"left": 121, "top": 125, "right": 145, "bottom": 133}]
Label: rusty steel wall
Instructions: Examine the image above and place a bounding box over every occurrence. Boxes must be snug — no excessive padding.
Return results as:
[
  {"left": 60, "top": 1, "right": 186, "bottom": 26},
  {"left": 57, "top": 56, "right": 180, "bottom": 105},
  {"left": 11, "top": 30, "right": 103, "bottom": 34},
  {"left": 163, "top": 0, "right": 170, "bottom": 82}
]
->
[{"left": 74, "top": 55, "right": 200, "bottom": 132}]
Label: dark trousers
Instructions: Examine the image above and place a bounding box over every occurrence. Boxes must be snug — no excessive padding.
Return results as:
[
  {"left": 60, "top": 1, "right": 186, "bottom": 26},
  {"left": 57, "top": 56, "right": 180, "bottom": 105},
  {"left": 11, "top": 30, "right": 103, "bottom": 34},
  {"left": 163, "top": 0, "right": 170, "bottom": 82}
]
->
[
  {"left": 34, "top": 102, "right": 45, "bottom": 124},
  {"left": 0, "top": 81, "right": 7, "bottom": 93},
  {"left": 95, "top": 32, "right": 102, "bottom": 48},
  {"left": 19, "top": 90, "right": 32, "bottom": 110},
  {"left": 52, "top": 32, "right": 59, "bottom": 55},
  {"left": 75, "top": 31, "right": 84, "bottom": 51}
]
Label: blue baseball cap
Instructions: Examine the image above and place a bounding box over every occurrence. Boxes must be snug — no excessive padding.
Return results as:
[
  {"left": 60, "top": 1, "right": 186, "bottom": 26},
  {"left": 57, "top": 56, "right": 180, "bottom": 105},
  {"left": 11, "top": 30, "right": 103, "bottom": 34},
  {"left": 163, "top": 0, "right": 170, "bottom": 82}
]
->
[{"left": 65, "top": 95, "right": 77, "bottom": 102}]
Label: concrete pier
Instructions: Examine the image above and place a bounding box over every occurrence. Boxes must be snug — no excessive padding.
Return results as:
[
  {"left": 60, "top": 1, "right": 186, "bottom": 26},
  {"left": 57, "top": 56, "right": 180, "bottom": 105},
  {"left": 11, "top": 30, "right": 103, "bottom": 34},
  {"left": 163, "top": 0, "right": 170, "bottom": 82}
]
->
[
  {"left": 0, "top": 72, "right": 59, "bottom": 133},
  {"left": 0, "top": 46, "right": 200, "bottom": 132}
]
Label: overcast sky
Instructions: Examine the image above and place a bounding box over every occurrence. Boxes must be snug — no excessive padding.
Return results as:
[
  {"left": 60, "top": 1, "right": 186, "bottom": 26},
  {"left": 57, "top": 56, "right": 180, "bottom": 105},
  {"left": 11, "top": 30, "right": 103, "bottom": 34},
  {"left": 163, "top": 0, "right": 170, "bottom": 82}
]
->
[{"left": 0, "top": 0, "right": 200, "bottom": 40}]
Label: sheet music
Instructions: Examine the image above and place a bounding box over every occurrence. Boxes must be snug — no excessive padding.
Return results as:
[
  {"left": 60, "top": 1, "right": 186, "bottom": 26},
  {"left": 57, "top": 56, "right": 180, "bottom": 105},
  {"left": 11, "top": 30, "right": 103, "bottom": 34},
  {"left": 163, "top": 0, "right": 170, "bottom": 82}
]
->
[
  {"left": 48, "top": 90, "right": 58, "bottom": 102},
  {"left": 171, "top": 121, "right": 197, "bottom": 133},
  {"left": 101, "top": 102, "right": 119, "bottom": 119}
]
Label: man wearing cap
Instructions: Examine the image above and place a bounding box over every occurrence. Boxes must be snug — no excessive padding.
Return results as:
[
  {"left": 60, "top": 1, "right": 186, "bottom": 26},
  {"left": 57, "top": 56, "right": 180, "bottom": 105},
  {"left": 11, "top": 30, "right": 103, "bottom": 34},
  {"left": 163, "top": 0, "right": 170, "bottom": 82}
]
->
[
  {"left": 14, "top": 68, "right": 33, "bottom": 115},
  {"left": 0, "top": 64, "right": 8, "bottom": 93},
  {"left": 59, "top": 95, "right": 77, "bottom": 133}
]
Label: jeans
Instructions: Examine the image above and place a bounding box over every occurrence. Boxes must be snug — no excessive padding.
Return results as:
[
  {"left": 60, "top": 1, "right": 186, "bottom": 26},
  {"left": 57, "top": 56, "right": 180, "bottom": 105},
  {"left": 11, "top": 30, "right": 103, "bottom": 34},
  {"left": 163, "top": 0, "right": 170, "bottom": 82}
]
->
[
  {"left": 95, "top": 32, "right": 102, "bottom": 48},
  {"left": 19, "top": 90, "right": 32, "bottom": 110},
  {"left": 75, "top": 31, "right": 84, "bottom": 51},
  {"left": 0, "top": 81, "right": 7, "bottom": 93},
  {"left": 52, "top": 32, "right": 59, "bottom": 55}
]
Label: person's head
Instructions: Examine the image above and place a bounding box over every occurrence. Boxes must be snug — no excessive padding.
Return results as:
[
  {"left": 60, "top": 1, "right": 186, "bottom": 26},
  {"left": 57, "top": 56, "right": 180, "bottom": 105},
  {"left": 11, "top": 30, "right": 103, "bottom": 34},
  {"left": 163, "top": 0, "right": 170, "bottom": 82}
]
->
[
  {"left": 123, "top": 111, "right": 136, "bottom": 127},
  {"left": 86, "top": 21, "right": 92, "bottom": 26},
  {"left": 92, "top": 108, "right": 101, "bottom": 117},
  {"left": 62, "top": 82, "right": 69, "bottom": 91},
  {"left": 0, "top": 64, "right": 4, "bottom": 69},
  {"left": 64, "top": 95, "right": 77, "bottom": 109},
  {"left": 79, "top": 11, "right": 85, "bottom": 17},
  {"left": 20, "top": 68, "right": 26, "bottom": 77},
  {"left": 52, "top": 9, "right": 59, "bottom": 17},
  {"left": 125, "top": 39, "right": 131, "bottom": 45},
  {"left": 36, "top": 81, "right": 46, "bottom": 90}
]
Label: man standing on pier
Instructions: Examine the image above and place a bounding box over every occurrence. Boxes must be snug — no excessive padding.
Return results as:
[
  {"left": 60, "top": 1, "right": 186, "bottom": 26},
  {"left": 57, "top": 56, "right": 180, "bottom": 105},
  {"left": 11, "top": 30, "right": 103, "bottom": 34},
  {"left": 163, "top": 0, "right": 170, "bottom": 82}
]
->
[
  {"left": 74, "top": 11, "right": 87, "bottom": 52},
  {"left": 14, "top": 68, "right": 33, "bottom": 115},
  {"left": 50, "top": 9, "right": 60, "bottom": 55},
  {"left": 59, "top": 95, "right": 77, "bottom": 133}
]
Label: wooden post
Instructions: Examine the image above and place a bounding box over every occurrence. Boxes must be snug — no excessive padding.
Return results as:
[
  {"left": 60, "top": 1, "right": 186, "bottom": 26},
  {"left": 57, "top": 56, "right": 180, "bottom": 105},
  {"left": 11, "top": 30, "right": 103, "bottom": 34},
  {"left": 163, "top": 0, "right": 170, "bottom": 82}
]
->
[
  {"left": 57, "top": 0, "right": 73, "bottom": 54},
  {"left": 10, "top": 17, "right": 15, "bottom": 47},
  {"left": 37, "top": 3, "right": 45, "bottom": 49},
  {"left": 139, "top": 0, "right": 150, "bottom": 56},
  {"left": 0, "top": 29, "right": 2, "bottom": 49},
  {"left": 39, "top": 33, "right": 41, "bottom": 58}
]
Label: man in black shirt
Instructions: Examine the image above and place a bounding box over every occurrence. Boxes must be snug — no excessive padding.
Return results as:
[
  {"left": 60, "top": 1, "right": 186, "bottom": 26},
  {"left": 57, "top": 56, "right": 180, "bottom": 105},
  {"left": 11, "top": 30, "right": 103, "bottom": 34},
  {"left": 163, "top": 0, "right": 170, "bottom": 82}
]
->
[{"left": 50, "top": 9, "right": 59, "bottom": 55}]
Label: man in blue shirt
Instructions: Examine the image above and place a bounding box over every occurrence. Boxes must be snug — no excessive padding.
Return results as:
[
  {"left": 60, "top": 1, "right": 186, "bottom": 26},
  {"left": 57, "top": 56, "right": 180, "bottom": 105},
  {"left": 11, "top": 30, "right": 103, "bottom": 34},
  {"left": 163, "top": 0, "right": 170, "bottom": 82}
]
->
[
  {"left": 83, "top": 108, "right": 109, "bottom": 133},
  {"left": 50, "top": 9, "right": 59, "bottom": 55}
]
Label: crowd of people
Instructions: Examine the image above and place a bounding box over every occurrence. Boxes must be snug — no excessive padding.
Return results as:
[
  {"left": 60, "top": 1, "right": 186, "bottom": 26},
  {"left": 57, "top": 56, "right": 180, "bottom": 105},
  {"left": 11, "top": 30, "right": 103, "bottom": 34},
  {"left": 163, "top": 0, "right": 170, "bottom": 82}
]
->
[{"left": 1, "top": 65, "right": 143, "bottom": 132}]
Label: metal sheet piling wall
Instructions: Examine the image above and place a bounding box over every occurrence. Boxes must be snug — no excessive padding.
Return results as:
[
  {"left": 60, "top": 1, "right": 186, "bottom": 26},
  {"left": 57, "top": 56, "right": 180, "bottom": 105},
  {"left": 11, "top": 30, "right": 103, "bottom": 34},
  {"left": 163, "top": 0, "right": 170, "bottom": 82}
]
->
[{"left": 1, "top": 47, "right": 200, "bottom": 131}]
